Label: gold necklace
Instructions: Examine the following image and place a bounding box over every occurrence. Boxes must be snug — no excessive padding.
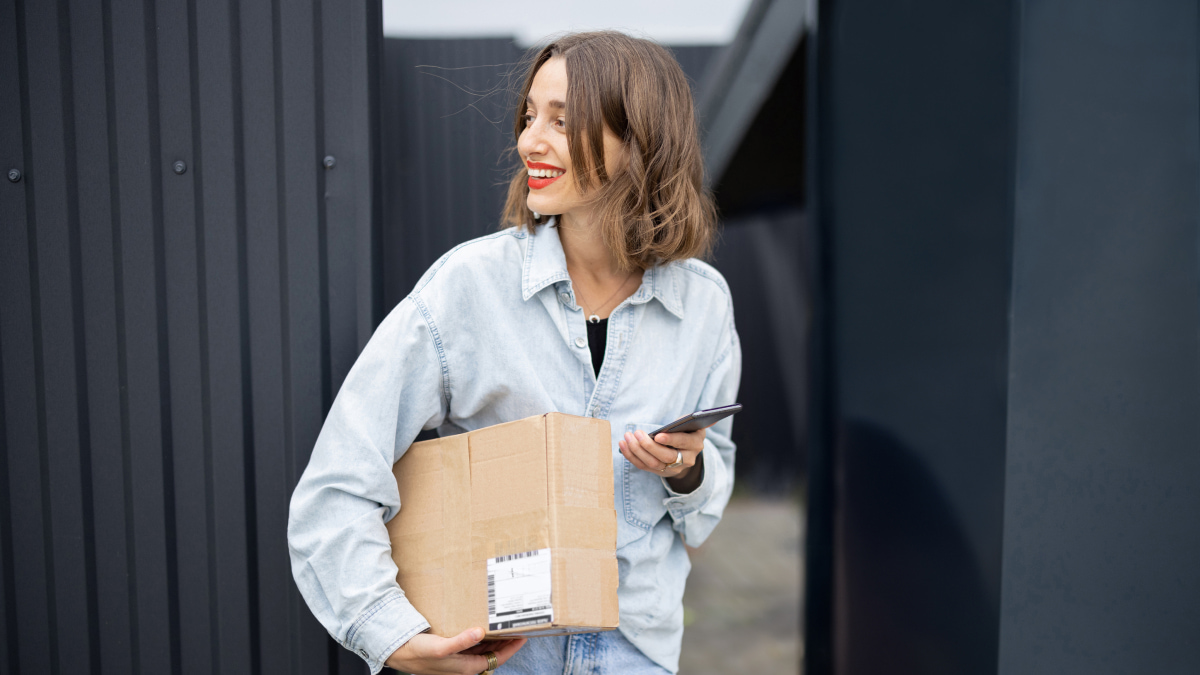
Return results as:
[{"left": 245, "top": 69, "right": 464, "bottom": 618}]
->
[{"left": 577, "top": 271, "right": 636, "bottom": 324}]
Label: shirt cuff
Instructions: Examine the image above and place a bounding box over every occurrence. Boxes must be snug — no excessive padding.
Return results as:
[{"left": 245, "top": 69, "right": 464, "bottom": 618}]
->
[
  {"left": 343, "top": 589, "right": 431, "bottom": 674},
  {"left": 660, "top": 439, "right": 717, "bottom": 519}
]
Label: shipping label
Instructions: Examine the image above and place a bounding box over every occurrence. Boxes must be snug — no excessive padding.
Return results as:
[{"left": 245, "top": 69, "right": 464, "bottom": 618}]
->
[{"left": 487, "top": 548, "right": 553, "bottom": 630}]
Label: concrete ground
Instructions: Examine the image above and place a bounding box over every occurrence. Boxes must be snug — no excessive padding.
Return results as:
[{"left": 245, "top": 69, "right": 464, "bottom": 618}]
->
[{"left": 678, "top": 497, "right": 804, "bottom": 675}]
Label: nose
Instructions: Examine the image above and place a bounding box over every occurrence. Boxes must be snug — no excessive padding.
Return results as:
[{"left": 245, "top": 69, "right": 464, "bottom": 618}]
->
[{"left": 518, "top": 124, "right": 549, "bottom": 160}]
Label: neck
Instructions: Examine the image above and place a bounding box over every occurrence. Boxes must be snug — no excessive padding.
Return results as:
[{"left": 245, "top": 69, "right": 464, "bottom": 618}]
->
[
  {"left": 556, "top": 211, "right": 643, "bottom": 320},
  {"left": 557, "top": 211, "right": 623, "bottom": 280}
]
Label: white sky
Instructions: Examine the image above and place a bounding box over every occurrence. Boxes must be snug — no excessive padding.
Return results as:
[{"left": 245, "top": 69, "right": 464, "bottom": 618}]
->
[{"left": 382, "top": 0, "right": 756, "bottom": 45}]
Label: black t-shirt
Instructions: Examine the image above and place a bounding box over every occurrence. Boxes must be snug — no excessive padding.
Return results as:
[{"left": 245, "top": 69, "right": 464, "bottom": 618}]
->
[{"left": 586, "top": 318, "right": 607, "bottom": 376}]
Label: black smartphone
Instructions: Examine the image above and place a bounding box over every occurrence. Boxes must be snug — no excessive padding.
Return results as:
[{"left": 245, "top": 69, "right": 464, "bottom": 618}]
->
[{"left": 647, "top": 404, "right": 742, "bottom": 437}]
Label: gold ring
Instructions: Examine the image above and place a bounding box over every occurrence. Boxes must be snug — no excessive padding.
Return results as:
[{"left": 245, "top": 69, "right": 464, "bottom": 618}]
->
[
  {"left": 481, "top": 650, "right": 499, "bottom": 674},
  {"left": 665, "top": 450, "right": 683, "bottom": 470}
]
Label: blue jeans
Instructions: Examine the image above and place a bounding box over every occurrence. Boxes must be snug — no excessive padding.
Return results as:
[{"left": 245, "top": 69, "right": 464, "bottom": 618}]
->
[{"left": 497, "top": 631, "right": 673, "bottom": 675}]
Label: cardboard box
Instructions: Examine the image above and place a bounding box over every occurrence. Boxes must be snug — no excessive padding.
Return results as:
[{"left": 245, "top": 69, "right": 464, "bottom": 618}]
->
[{"left": 386, "top": 413, "right": 619, "bottom": 639}]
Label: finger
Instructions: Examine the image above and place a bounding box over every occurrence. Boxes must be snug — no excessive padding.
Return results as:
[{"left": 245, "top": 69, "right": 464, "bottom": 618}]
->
[
  {"left": 454, "top": 653, "right": 492, "bottom": 675},
  {"left": 651, "top": 434, "right": 700, "bottom": 459},
  {"left": 624, "top": 432, "right": 663, "bottom": 469},
  {"left": 625, "top": 432, "right": 669, "bottom": 470},
  {"left": 446, "top": 653, "right": 492, "bottom": 672},
  {"left": 437, "top": 627, "right": 484, "bottom": 658},
  {"left": 462, "top": 638, "right": 517, "bottom": 656},
  {"left": 633, "top": 430, "right": 682, "bottom": 465},
  {"left": 653, "top": 428, "right": 706, "bottom": 452},
  {"left": 619, "top": 440, "right": 654, "bottom": 472},
  {"left": 459, "top": 641, "right": 498, "bottom": 655},
  {"left": 494, "top": 637, "right": 528, "bottom": 666}
]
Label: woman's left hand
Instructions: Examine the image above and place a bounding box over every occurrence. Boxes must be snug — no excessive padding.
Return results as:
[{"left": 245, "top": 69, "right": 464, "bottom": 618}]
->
[{"left": 619, "top": 427, "right": 706, "bottom": 491}]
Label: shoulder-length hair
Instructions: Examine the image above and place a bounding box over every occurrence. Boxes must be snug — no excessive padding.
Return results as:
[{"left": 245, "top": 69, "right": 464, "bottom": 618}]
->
[{"left": 501, "top": 31, "right": 717, "bottom": 270}]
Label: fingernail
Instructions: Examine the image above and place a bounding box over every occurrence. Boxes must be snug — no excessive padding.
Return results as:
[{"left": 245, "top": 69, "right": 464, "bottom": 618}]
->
[{"left": 473, "top": 628, "right": 483, "bottom": 641}]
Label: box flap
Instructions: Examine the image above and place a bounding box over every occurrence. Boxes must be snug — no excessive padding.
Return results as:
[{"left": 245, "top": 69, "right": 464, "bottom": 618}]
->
[{"left": 469, "top": 417, "right": 548, "bottom": 521}]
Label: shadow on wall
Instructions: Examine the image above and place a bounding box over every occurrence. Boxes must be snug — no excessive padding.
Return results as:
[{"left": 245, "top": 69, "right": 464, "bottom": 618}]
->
[{"left": 835, "top": 421, "right": 996, "bottom": 675}]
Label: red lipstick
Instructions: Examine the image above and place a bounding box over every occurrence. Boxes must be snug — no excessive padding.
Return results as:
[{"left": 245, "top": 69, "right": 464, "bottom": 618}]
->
[{"left": 526, "top": 161, "right": 565, "bottom": 190}]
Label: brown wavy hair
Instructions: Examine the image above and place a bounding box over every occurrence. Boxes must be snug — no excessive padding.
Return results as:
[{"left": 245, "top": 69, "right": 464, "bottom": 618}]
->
[{"left": 501, "top": 31, "right": 717, "bottom": 271}]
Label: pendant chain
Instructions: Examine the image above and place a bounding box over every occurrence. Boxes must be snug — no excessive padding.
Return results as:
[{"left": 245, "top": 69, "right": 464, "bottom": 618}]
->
[{"left": 576, "top": 271, "right": 636, "bottom": 323}]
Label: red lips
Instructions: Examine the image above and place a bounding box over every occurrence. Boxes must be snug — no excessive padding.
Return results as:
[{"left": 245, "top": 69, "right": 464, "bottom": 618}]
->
[
  {"left": 528, "top": 175, "right": 562, "bottom": 189},
  {"left": 526, "top": 161, "right": 565, "bottom": 190}
]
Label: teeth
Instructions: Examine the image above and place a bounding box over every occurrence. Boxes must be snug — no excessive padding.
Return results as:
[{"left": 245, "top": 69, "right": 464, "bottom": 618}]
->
[{"left": 529, "top": 168, "right": 564, "bottom": 178}]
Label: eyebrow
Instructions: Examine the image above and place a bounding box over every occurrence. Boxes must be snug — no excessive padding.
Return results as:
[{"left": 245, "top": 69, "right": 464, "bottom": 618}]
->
[{"left": 529, "top": 98, "right": 567, "bottom": 111}]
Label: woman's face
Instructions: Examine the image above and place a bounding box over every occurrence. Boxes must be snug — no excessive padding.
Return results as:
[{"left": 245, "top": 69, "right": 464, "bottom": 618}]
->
[{"left": 517, "top": 57, "right": 624, "bottom": 224}]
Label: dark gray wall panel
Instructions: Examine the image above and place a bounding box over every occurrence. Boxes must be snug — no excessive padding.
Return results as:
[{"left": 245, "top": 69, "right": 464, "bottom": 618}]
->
[
  {"left": 0, "top": 11, "right": 24, "bottom": 673},
  {"left": 0, "top": 2, "right": 53, "bottom": 670},
  {"left": 277, "top": 2, "right": 340, "bottom": 672},
  {"left": 23, "top": 2, "right": 96, "bottom": 672},
  {"left": 108, "top": 2, "right": 177, "bottom": 671},
  {"left": 238, "top": 2, "right": 288, "bottom": 673},
  {"left": 999, "top": 1, "right": 1200, "bottom": 672},
  {"left": 809, "top": 0, "right": 1200, "bottom": 673},
  {"left": 381, "top": 37, "right": 523, "bottom": 307},
  {"left": 711, "top": 210, "right": 809, "bottom": 491},
  {"left": 1, "top": 1, "right": 381, "bottom": 673},
  {"left": 668, "top": 45, "right": 719, "bottom": 91},
  {"left": 69, "top": 0, "right": 132, "bottom": 671},
  {"left": 157, "top": 0, "right": 216, "bottom": 669},
  {"left": 813, "top": 0, "right": 1016, "bottom": 672}
]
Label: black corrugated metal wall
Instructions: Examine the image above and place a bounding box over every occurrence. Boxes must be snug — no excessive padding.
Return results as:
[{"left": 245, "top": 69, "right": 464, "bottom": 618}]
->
[
  {"left": 0, "top": 1, "right": 382, "bottom": 673},
  {"left": 380, "top": 38, "right": 523, "bottom": 306}
]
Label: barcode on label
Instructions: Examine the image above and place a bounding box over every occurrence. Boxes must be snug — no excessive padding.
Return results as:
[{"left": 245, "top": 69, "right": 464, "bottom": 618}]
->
[
  {"left": 493, "top": 550, "right": 540, "bottom": 563},
  {"left": 487, "top": 574, "right": 496, "bottom": 616}
]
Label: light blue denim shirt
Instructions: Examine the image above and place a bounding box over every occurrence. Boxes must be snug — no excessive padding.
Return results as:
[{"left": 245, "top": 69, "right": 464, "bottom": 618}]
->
[{"left": 287, "top": 220, "right": 741, "bottom": 674}]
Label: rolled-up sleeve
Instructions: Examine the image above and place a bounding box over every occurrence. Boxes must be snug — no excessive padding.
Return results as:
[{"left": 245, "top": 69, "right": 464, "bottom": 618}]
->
[
  {"left": 287, "top": 294, "right": 449, "bottom": 674},
  {"left": 660, "top": 299, "right": 741, "bottom": 547}
]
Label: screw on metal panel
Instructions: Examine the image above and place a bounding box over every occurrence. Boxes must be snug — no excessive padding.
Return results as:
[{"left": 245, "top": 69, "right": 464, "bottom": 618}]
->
[
  {"left": 323, "top": 155, "right": 336, "bottom": 169},
  {"left": 7, "top": 168, "right": 21, "bottom": 183},
  {"left": 172, "top": 160, "right": 187, "bottom": 175}
]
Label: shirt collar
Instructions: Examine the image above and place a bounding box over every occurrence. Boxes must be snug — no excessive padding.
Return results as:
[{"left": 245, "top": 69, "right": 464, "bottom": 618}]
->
[
  {"left": 521, "top": 219, "right": 686, "bottom": 320},
  {"left": 521, "top": 218, "right": 572, "bottom": 300}
]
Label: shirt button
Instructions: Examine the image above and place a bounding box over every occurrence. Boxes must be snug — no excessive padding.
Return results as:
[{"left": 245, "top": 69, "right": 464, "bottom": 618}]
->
[
  {"left": 560, "top": 292, "right": 571, "bottom": 305},
  {"left": 358, "top": 649, "right": 368, "bottom": 658},
  {"left": 575, "top": 336, "right": 587, "bottom": 349}
]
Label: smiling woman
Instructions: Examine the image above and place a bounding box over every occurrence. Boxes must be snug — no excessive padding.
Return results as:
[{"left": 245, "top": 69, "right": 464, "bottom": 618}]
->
[
  {"left": 289, "top": 30, "right": 740, "bottom": 675},
  {"left": 503, "top": 32, "right": 717, "bottom": 272}
]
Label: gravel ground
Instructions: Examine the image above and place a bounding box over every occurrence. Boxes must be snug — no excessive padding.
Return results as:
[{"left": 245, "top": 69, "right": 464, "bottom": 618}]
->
[{"left": 678, "top": 498, "right": 804, "bottom": 675}]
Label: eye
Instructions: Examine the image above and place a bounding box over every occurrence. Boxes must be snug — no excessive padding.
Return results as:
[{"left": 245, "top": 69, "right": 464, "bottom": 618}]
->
[
  {"left": 554, "top": 117, "right": 566, "bottom": 129},
  {"left": 522, "top": 113, "right": 535, "bottom": 127}
]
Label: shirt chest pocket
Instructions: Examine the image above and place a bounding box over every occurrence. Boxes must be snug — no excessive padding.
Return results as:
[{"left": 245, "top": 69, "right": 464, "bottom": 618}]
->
[{"left": 619, "top": 423, "right": 670, "bottom": 540}]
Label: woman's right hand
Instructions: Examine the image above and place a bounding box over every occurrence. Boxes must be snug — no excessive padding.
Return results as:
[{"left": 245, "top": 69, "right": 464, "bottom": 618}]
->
[{"left": 384, "top": 627, "right": 526, "bottom": 675}]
